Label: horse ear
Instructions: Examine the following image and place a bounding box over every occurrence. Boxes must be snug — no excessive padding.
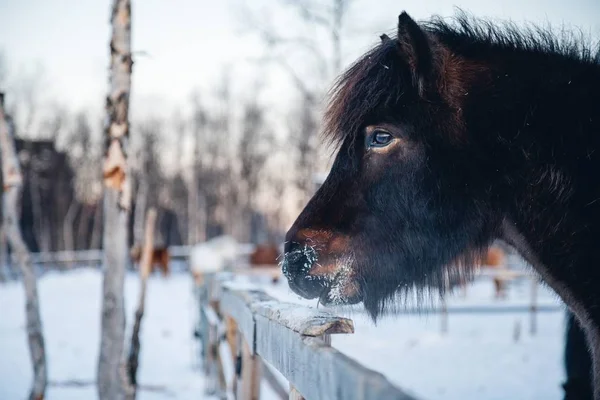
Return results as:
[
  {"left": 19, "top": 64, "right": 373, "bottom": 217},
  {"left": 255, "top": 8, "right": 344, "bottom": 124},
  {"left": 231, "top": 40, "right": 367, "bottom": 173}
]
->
[{"left": 396, "top": 12, "right": 433, "bottom": 95}]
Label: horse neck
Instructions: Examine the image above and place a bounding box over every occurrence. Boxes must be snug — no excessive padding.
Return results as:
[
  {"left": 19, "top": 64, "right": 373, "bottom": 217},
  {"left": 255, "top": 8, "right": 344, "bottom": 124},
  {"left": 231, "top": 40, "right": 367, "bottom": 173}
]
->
[
  {"left": 461, "top": 50, "right": 600, "bottom": 177},
  {"left": 469, "top": 51, "right": 600, "bottom": 315}
]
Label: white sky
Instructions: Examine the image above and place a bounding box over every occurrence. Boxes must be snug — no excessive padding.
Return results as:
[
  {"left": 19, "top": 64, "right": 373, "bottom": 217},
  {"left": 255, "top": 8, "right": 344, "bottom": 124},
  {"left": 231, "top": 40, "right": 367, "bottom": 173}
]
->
[{"left": 0, "top": 0, "right": 598, "bottom": 123}]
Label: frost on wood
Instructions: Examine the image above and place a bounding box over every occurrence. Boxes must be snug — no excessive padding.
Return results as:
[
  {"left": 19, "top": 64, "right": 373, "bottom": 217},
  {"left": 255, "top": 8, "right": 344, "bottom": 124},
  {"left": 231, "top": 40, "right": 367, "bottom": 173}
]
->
[
  {"left": 254, "top": 317, "right": 416, "bottom": 400},
  {"left": 252, "top": 300, "right": 354, "bottom": 336},
  {"left": 98, "top": 0, "right": 133, "bottom": 399},
  {"left": 219, "top": 285, "right": 273, "bottom": 350},
  {"left": 220, "top": 282, "right": 354, "bottom": 337},
  {"left": 0, "top": 94, "right": 47, "bottom": 400}
]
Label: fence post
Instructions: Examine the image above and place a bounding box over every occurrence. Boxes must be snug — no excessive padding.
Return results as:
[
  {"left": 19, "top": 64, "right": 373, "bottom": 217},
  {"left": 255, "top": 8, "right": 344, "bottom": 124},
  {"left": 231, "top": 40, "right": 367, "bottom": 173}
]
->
[
  {"left": 237, "top": 336, "right": 261, "bottom": 400},
  {"left": 440, "top": 296, "right": 448, "bottom": 334},
  {"left": 289, "top": 385, "right": 305, "bottom": 400},
  {"left": 530, "top": 277, "right": 538, "bottom": 335},
  {"left": 226, "top": 316, "right": 239, "bottom": 395},
  {"left": 199, "top": 281, "right": 209, "bottom": 375}
]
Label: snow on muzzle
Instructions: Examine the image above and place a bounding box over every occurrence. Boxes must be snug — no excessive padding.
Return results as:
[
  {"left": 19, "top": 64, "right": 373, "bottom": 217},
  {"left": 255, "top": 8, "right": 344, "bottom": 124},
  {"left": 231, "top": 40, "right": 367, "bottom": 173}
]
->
[{"left": 281, "top": 229, "right": 362, "bottom": 305}]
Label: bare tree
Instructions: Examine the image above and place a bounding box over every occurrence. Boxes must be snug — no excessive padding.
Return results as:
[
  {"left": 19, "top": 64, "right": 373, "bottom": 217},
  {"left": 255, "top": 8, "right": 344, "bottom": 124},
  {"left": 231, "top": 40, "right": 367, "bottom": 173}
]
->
[
  {"left": 8, "top": 62, "right": 45, "bottom": 138},
  {"left": 241, "top": 0, "right": 354, "bottom": 220},
  {"left": 0, "top": 92, "right": 47, "bottom": 400},
  {"left": 0, "top": 52, "right": 7, "bottom": 279},
  {"left": 279, "top": 0, "right": 354, "bottom": 75},
  {"left": 188, "top": 95, "right": 207, "bottom": 244},
  {"left": 132, "top": 120, "right": 162, "bottom": 246},
  {"left": 238, "top": 91, "right": 274, "bottom": 242},
  {"left": 240, "top": 0, "right": 355, "bottom": 211},
  {"left": 169, "top": 112, "right": 189, "bottom": 243},
  {"left": 97, "top": 0, "right": 133, "bottom": 399},
  {"left": 0, "top": 51, "right": 7, "bottom": 90}
]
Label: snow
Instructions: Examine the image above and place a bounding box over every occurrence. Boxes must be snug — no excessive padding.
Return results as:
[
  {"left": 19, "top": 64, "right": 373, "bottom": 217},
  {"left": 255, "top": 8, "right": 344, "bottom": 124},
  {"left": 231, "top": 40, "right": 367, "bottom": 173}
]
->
[
  {"left": 0, "top": 265, "right": 570, "bottom": 400},
  {"left": 189, "top": 235, "right": 240, "bottom": 274},
  {"left": 0, "top": 268, "right": 211, "bottom": 400}
]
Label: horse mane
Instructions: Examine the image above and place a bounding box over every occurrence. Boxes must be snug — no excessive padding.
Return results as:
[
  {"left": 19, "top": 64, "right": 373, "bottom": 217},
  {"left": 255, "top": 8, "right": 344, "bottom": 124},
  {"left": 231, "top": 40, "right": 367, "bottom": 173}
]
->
[
  {"left": 323, "top": 11, "right": 600, "bottom": 149},
  {"left": 427, "top": 11, "right": 599, "bottom": 62}
]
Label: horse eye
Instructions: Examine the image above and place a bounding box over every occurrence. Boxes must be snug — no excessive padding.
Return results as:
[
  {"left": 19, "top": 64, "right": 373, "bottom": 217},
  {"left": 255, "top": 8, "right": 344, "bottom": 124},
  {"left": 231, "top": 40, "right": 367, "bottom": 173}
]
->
[{"left": 369, "top": 130, "right": 393, "bottom": 147}]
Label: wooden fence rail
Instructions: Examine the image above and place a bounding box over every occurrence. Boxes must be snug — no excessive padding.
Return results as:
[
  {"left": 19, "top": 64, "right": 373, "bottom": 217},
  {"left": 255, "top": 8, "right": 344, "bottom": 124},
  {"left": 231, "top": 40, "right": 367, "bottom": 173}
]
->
[{"left": 197, "top": 273, "right": 418, "bottom": 400}]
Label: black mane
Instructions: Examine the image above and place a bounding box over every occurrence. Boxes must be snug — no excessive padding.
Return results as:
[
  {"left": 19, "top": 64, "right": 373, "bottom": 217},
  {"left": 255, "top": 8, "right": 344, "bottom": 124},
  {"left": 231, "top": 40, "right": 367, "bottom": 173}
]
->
[{"left": 426, "top": 12, "right": 599, "bottom": 63}]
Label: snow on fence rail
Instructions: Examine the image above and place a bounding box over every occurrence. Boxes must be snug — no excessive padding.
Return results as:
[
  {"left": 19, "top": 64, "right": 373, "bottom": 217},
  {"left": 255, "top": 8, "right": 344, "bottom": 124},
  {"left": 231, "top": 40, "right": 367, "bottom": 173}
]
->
[{"left": 197, "top": 273, "right": 418, "bottom": 400}]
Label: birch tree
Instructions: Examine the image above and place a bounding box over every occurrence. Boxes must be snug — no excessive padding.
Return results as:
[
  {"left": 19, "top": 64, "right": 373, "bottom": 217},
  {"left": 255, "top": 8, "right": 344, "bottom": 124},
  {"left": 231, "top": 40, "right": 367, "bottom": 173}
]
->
[
  {"left": 0, "top": 92, "right": 47, "bottom": 400},
  {"left": 97, "top": 0, "right": 133, "bottom": 399}
]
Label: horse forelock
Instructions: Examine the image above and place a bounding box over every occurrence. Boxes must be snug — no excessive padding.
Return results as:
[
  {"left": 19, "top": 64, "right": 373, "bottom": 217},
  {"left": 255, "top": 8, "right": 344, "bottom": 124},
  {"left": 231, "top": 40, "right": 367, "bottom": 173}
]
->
[{"left": 323, "top": 39, "right": 407, "bottom": 151}]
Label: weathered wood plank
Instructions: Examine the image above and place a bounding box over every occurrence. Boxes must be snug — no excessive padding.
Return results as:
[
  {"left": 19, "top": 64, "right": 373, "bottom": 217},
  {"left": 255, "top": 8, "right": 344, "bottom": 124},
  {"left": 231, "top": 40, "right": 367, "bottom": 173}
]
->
[
  {"left": 217, "top": 341, "right": 236, "bottom": 399},
  {"left": 218, "top": 340, "right": 235, "bottom": 395},
  {"left": 219, "top": 286, "right": 273, "bottom": 352},
  {"left": 255, "top": 314, "right": 417, "bottom": 400},
  {"left": 237, "top": 337, "right": 261, "bottom": 400},
  {"left": 251, "top": 301, "right": 354, "bottom": 337}
]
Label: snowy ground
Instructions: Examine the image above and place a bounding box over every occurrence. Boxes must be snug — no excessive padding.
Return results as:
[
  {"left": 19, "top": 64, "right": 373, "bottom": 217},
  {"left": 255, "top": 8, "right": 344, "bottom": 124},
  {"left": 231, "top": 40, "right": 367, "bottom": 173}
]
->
[
  {"left": 0, "top": 267, "right": 208, "bottom": 400},
  {"left": 0, "top": 266, "right": 568, "bottom": 400}
]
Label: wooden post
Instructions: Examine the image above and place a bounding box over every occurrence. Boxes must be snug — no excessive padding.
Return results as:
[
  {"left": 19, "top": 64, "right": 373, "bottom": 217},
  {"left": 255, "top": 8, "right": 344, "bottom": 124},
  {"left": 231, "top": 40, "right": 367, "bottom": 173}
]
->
[
  {"left": 0, "top": 93, "right": 48, "bottom": 400},
  {"left": 440, "top": 295, "right": 448, "bottom": 334},
  {"left": 226, "top": 316, "right": 238, "bottom": 395},
  {"left": 97, "top": 1, "right": 133, "bottom": 399},
  {"left": 226, "top": 316, "right": 238, "bottom": 361},
  {"left": 530, "top": 277, "right": 538, "bottom": 335},
  {"left": 125, "top": 208, "right": 157, "bottom": 400},
  {"left": 289, "top": 385, "right": 304, "bottom": 400},
  {"left": 0, "top": 225, "right": 5, "bottom": 282},
  {"left": 237, "top": 337, "right": 262, "bottom": 400}
]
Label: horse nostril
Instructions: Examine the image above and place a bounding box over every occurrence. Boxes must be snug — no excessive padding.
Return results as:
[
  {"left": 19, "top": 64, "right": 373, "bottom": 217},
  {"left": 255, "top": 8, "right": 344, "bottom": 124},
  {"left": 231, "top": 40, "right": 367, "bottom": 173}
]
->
[
  {"left": 281, "top": 242, "right": 323, "bottom": 299},
  {"left": 281, "top": 242, "right": 318, "bottom": 278}
]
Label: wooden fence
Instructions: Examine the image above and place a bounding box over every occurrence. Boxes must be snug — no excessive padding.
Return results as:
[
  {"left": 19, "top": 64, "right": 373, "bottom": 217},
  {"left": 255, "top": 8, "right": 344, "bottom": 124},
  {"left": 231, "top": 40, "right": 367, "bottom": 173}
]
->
[
  {"left": 196, "top": 273, "right": 418, "bottom": 400},
  {"left": 439, "top": 268, "right": 550, "bottom": 335}
]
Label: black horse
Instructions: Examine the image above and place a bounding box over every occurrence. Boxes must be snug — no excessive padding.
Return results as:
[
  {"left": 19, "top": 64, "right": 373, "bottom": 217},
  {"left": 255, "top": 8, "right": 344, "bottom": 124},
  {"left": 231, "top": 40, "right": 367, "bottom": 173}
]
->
[{"left": 281, "top": 11, "right": 600, "bottom": 398}]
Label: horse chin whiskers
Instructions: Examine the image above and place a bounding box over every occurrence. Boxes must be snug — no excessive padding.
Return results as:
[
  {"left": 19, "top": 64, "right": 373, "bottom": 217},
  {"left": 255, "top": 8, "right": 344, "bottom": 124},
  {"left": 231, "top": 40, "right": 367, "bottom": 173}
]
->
[{"left": 321, "top": 253, "right": 358, "bottom": 305}]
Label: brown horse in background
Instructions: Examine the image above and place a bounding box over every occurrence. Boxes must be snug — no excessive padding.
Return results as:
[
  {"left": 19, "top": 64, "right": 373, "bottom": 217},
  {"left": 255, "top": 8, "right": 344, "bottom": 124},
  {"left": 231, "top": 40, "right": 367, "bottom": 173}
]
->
[
  {"left": 249, "top": 244, "right": 281, "bottom": 283},
  {"left": 484, "top": 246, "right": 507, "bottom": 298},
  {"left": 130, "top": 244, "right": 170, "bottom": 276}
]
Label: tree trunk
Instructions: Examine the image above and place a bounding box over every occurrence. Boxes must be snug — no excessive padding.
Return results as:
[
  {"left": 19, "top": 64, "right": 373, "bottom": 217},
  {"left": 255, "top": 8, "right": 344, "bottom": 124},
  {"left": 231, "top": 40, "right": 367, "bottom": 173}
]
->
[
  {"left": 0, "top": 224, "right": 5, "bottom": 282},
  {"left": 0, "top": 93, "right": 47, "bottom": 400},
  {"left": 126, "top": 207, "right": 157, "bottom": 400},
  {"left": 76, "top": 205, "right": 92, "bottom": 251},
  {"left": 90, "top": 200, "right": 103, "bottom": 250},
  {"left": 332, "top": 0, "right": 343, "bottom": 76},
  {"left": 132, "top": 178, "right": 148, "bottom": 246},
  {"left": 187, "top": 175, "right": 199, "bottom": 245},
  {"left": 63, "top": 200, "right": 77, "bottom": 255},
  {"left": 29, "top": 173, "right": 43, "bottom": 251},
  {"left": 97, "top": 1, "right": 133, "bottom": 399}
]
